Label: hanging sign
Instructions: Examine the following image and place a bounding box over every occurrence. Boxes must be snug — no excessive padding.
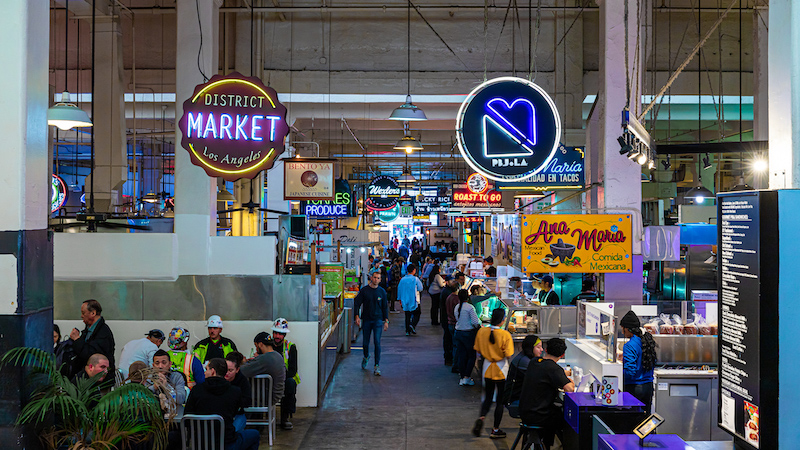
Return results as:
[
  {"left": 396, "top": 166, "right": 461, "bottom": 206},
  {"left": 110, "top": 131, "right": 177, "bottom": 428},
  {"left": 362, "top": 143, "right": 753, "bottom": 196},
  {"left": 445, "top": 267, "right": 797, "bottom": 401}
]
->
[
  {"left": 178, "top": 72, "right": 289, "bottom": 181},
  {"left": 300, "top": 179, "right": 354, "bottom": 217},
  {"left": 456, "top": 77, "right": 561, "bottom": 182},
  {"left": 375, "top": 204, "right": 400, "bottom": 222},
  {"left": 413, "top": 190, "right": 451, "bottom": 215},
  {"left": 51, "top": 174, "right": 68, "bottom": 214},
  {"left": 520, "top": 214, "right": 632, "bottom": 273},
  {"left": 284, "top": 159, "right": 335, "bottom": 200},
  {"left": 451, "top": 187, "right": 503, "bottom": 209},
  {"left": 467, "top": 172, "right": 491, "bottom": 194},
  {"left": 365, "top": 175, "right": 401, "bottom": 211},
  {"left": 454, "top": 216, "right": 484, "bottom": 223},
  {"left": 495, "top": 146, "right": 585, "bottom": 190}
]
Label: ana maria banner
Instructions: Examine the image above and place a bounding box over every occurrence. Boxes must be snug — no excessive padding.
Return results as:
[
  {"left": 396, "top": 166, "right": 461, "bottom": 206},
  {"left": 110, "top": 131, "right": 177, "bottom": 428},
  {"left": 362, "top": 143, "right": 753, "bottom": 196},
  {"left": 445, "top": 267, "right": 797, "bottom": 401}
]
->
[{"left": 520, "top": 214, "right": 632, "bottom": 273}]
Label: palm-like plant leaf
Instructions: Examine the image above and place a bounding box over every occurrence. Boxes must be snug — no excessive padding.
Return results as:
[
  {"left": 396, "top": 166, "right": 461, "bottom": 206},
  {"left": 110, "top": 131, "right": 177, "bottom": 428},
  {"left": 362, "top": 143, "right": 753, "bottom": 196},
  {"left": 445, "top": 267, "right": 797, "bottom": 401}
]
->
[{"left": 1, "top": 347, "right": 57, "bottom": 375}]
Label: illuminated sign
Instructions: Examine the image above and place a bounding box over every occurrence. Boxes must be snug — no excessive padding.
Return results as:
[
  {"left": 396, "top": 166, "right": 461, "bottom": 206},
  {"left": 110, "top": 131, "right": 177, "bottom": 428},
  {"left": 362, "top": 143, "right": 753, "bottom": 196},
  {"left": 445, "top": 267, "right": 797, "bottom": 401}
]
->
[
  {"left": 520, "top": 214, "right": 632, "bottom": 273},
  {"left": 451, "top": 188, "right": 502, "bottom": 209},
  {"left": 179, "top": 72, "right": 288, "bottom": 181},
  {"left": 375, "top": 204, "right": 400, "bottom": 222},
  {"left": 454, "top": 216, "right": 484, "bottom": 223},
  {"left": 284, "top": 160, "right": 335, "bottom": 200},
  {"left": 467, "top": 172, "right": 490, "bottom": 194},
  {"left": 51, "top": 174, "right": 67, "bottom": 213},
  {"left": 496, "top": 146, "right": 585, "bottom": 190},
  {"left": 365, "top": 176, "right": 401, "bottom": 211},
  {"left": 456, "top": 77, "right": 561, "bottom": 182},
  {"left": 300, "top": 179, "right": 354, "bottom": 217}
]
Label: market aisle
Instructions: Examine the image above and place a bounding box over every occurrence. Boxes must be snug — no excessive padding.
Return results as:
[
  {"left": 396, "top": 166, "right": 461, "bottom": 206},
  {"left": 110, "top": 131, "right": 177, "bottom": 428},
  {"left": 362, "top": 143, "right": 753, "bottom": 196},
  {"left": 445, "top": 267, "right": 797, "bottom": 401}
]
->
[{"left": 265, "top": 292, "right": 520, "bottom": 449}]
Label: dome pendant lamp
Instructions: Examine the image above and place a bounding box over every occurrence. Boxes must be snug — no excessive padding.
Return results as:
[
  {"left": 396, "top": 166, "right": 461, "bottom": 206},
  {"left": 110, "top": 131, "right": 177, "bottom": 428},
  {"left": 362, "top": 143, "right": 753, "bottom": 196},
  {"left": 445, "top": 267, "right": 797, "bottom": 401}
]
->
[
  {"left": 48, "top": 1, "right": 92, "bottom": 131},
  {"left": 389, "top": 3, "right": 427, "bottom": 121}
]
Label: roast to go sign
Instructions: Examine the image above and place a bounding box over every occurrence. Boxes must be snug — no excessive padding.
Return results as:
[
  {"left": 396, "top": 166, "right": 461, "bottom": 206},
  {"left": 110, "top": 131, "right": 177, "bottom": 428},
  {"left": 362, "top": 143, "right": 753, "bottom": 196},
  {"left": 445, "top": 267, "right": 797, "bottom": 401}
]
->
[
  {"left": 520, "top": 214, "right": 632, "bottom": 273},
  {"left": 179, "top": 72, "right": 289, "bottom": 181},
  {"left": 451, "top": 188, "right": 503, "bottom": 209},
  {"left": 456, "top": 77, "right": 561, "bottom": 182},
  {"left": 365, "top": 175, "right": 401, "bottom": 211}
]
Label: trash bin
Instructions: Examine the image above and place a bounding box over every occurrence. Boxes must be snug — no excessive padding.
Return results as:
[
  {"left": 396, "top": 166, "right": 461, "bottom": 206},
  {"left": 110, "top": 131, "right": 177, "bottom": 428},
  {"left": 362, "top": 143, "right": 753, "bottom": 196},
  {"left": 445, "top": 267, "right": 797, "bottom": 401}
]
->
[{"left": 340, "top": 307, "right": 353, "bottom": 354}]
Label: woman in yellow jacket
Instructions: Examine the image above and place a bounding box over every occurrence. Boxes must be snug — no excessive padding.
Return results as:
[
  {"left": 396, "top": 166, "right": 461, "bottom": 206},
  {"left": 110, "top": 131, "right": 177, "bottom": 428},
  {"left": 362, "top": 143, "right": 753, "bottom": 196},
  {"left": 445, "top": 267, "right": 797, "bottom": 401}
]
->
[{"left": 472, "top": 308, "right": 515, "bottom": 439}]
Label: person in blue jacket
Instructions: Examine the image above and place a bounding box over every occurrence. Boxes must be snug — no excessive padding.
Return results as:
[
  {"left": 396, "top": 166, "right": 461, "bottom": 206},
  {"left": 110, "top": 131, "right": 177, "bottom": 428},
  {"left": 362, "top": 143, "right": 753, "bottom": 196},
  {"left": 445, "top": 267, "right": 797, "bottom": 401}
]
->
[{"left": 620, "top": 310, "right": 657, "bottom": 413}]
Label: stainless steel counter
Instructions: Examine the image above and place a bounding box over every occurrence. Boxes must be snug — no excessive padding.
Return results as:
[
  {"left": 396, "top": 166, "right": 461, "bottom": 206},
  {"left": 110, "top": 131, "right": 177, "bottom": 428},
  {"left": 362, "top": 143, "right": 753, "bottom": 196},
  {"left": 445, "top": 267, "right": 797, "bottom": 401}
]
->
[{"left": 653, "top": 368, "right": 731, "bottom": 442}]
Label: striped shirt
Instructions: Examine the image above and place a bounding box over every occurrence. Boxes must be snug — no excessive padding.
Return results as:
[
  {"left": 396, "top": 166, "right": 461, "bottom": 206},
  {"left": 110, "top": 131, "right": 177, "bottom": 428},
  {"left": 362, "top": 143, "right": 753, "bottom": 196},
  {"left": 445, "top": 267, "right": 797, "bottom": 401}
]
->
[{"left": 454, "top": 302, "right": 481, "bottom": 331}]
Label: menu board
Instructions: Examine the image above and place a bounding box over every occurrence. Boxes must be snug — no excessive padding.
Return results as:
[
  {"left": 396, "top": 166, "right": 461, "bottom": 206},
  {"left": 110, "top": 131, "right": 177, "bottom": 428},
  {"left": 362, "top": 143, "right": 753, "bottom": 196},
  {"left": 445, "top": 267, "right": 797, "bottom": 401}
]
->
[
  {"left": 320, "top": 263, "right": 344, "bottom": 298},
  {"left": 718, "top": 193, "right": 761, "bottom": 448}
]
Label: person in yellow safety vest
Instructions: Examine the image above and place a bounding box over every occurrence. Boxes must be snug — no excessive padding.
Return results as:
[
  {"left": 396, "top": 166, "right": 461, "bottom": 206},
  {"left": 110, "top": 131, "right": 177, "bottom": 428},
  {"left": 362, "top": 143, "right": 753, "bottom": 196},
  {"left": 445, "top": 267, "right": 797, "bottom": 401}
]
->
[
  {"left": 167, "top": 327, "right": 205, "bottom": 388},
  {"left": 272, "top": 318, "right": 299, "bottom": 431},
  {"left": 194, "top": 315, "right": 238, "bottom": 363}
]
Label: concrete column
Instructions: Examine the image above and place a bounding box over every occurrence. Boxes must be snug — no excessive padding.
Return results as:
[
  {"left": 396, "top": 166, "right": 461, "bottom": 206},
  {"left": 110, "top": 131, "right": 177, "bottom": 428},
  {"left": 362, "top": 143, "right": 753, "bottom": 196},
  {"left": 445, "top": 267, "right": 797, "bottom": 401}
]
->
[
  {"left": 174, "top": 0, "right": 220, "bottom": 273},
  {"left": 85, "top": 14, "right": 127, "bottom": 213},
  {"left": 596, "top": 0, "right": 645, "bottom": 305},
  {"left": 0, "top": 1, "right": 54, "bottom": 447},
  {"left": 753, "top": 6, "right": 768, "bottom": 189},
  {"left": 768, "top": 1, "right": 800, "bottom": 189}
]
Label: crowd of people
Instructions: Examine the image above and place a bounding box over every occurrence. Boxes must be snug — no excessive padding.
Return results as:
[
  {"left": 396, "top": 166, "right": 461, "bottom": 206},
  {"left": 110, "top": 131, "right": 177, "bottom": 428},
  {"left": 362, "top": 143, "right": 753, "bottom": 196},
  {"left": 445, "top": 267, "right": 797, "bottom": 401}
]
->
[{"left": 53, "top": 299, "right": 303, "bottom": 450}]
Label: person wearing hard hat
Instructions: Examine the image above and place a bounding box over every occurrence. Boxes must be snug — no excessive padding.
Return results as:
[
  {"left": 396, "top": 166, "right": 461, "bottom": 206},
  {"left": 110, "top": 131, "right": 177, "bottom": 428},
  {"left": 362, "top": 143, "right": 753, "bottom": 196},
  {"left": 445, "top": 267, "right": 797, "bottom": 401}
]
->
[
  {"left": 272, "top": 318, "right": 299, "bottom": 430},
  {"left": 194, "top": 315, "right": 238, "bottom": 363},
  {"left": 167, "top": 327, "right": 205, "bottom": 389}
]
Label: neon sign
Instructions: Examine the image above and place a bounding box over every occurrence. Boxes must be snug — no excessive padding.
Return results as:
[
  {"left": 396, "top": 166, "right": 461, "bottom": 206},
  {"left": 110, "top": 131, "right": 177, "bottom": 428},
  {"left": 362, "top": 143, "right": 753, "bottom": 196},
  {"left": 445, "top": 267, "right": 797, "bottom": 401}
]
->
[
  {"left": 466, "top": 172, "right": 490, "bottom": 194},
  {"left": 300, "top": 179, "right": 354, "bottom": 217},
  {"left": 365, "top": 176, "right": 401, "bottom": 211},
  {"left": 451, "top": 188, "right": 502, "bottom": 208},
  {"left": 456, "top": 77, "right": 561, "bottom": 182},
  {"left": 51, "top": 174, "right": 67, "bottom": 213},
  {"left": 179, "top": 72, "right": 289, "bottom": 181}
]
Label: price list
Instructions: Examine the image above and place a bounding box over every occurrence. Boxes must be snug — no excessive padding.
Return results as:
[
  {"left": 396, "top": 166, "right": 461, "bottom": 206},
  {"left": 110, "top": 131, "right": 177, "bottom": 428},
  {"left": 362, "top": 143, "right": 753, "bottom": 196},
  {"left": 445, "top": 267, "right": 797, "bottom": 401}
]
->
[{"left": 718, "top": 194, "right": 760, "bottom": 447}]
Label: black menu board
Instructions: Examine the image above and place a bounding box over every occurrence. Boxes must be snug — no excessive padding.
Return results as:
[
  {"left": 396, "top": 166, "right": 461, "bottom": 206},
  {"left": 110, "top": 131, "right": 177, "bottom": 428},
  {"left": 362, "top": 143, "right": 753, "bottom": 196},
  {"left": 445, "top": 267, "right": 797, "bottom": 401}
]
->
[{"left": 717, "top": 191, "right": 778, "bottom": 449}]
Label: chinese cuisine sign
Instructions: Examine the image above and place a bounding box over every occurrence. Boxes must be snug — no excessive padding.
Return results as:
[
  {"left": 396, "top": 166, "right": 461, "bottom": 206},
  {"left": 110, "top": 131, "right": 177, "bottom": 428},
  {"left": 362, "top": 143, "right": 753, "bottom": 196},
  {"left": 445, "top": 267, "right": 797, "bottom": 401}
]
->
[
  {"left": 520, "top": 214, "right": 632, "bottom": 273},
  {"left": 179, "top": 72, "right": 289, "bottom": 181},
  {"left": 284, "top": 160, "right": 335, "bottom": 200}
]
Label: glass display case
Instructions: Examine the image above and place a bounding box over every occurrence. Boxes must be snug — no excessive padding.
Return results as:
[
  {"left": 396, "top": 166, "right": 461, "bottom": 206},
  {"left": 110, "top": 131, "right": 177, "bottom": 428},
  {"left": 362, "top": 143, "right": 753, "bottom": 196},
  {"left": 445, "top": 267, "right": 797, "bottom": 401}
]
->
[
  {"left": 498, "top": 297, "right": 578, "bottom": 340},
  {"left": 576, "top": 301, "right": 618, "bottom": 363}
]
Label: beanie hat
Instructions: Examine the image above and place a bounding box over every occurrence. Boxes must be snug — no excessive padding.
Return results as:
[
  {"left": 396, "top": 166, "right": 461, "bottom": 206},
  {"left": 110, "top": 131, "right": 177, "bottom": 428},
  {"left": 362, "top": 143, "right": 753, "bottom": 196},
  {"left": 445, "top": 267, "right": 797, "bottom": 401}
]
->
[{"left": 620, "top": 310, "right": 641, "bottom": 329}]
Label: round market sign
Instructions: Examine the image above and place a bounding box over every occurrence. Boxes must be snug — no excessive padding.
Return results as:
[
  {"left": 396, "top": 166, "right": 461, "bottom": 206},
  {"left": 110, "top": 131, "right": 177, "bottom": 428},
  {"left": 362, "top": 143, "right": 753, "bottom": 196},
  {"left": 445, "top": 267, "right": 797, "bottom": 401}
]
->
[
  {"left": 178, "top": 72, "right": 289, "bottom": 181},
  {"left": 456, "top": 77, "right": 561, "bottom": 182},
  {"left": 365, "top": 175, "right": 401, "bottom": 211},
  {"left": 51, "top": 174, "right": 67, "bottom": 213},
  {"left": 375, "top": 204, "right": 400, "bottom": 222}
]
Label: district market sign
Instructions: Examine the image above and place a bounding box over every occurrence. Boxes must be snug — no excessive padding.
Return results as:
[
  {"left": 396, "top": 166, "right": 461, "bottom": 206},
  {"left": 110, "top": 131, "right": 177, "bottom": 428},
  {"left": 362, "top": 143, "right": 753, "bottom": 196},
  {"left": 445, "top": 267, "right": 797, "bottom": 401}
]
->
[
  {"left": 178, "top": 72, "right": 289, "bottom": 181},
  {"left": 365, "top": 175, "right": 401, "bottom": 211},
  {"left": 456, "top": 77, "right": 561, "bottom": 182}
]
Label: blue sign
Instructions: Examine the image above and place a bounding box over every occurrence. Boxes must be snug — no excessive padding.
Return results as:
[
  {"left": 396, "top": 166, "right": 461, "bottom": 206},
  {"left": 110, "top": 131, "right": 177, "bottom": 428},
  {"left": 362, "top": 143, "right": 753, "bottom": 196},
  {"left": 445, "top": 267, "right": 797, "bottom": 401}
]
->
[
  {"left": 495, "top": 146, "right": 585, "bottom": 190},
  {"left": 300, "top": 179, "right": 354, "bottom": 218},
  {"left": 456, "top": 77, "right": 561, "bottom": 182}
]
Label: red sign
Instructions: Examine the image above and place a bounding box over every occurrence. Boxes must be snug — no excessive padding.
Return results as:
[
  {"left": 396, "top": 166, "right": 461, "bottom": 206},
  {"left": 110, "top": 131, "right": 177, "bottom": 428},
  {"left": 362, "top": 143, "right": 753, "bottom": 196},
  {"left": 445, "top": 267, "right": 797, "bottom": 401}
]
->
[
  {"left": 179, "top": 72, "right": 289, "bottom": 181},
  {"left": 454, "top": 216, "right": 484, "bottom": 223},
  {"left": 451, "top": 188, "right": 502, "bottom": 208}
]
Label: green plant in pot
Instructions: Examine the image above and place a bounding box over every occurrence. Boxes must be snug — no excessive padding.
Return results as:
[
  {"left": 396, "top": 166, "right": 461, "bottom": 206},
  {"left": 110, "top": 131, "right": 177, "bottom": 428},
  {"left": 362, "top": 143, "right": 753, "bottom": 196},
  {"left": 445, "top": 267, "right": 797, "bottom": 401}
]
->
[{"left": 1, "top": 347, "right": 169, "bottom": 450}]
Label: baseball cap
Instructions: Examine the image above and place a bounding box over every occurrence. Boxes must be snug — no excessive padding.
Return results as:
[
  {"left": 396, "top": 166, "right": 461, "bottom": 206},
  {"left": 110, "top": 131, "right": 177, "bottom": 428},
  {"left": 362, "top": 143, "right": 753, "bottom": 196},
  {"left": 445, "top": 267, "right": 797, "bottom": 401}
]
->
[
  {"left": 541, "top": 275, "right": 554, "bottom": 284},
  {"left": 254, "top": 331, "right": 275, "bottom": 347},
  {"left": 146, "top": 329, "right": 166, "bottom": 340}
]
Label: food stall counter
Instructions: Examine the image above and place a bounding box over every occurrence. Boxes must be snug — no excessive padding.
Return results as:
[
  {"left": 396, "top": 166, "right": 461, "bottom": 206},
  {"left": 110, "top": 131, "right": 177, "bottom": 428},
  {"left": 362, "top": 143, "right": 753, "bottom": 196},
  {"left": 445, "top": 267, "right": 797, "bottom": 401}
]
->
[
  {"left": 563, "top": 392, "right": 647, "bottom": 450},
  {"left": 597, "top": 434, "right": 693, "bottom": 450}
]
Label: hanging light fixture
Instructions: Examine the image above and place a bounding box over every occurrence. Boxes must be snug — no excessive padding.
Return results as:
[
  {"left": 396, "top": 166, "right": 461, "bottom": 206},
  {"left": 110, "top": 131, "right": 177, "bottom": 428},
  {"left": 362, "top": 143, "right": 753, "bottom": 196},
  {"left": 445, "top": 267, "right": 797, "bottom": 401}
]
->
[
  {"left": 686, "top": 185, "right": 714, "bottom": 204},
  {"left": 398, "top": 169, "right": 417, "bottom": 186},
  {"left": 730, "top": 176, "right": 753, "bottom": 191},
  {"left": 48, "top": 2, "right": 92, "bottom": 130},
  {"left": 142, "top": 192, "right": 160, "bottom": 203},
  {"left": 389, "top": 3, "right": 427, "bottom": 121},
  {"left": 393, "top": 135, "right": 423, "bottom": 153},
  {"left": 217, "top": 187, "right": 236, "bottom": 202}
]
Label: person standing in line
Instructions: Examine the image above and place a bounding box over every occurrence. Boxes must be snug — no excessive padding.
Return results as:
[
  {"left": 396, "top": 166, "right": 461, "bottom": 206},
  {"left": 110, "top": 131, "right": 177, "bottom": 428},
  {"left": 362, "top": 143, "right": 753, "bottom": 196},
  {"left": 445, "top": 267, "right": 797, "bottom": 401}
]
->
[
  {"left": 472, "top": 308, "right": 515, "bottom": 439},
  {"left": 439, "top": 277, "right": 459, "bottom": 366},
  {"left": 428, "top": 263, "right": 446, "bottom": 326},
  {"left": 398, "top": 264, "right": 423, "bottom": 336},
  {"left": 620, "top": 311, "right": 657, "bottom": 413},
  {"left": 354, "top": 269, "right": 390, "bottom": 376},
  {"left": 453, "top": 289, "right": 481, "bottom": 386},
  {"left": 389, "top": 258, "right": 403, "bottom": 313},
  {"left": 69, "top": 299, "right": 116, "bottom": 376}
]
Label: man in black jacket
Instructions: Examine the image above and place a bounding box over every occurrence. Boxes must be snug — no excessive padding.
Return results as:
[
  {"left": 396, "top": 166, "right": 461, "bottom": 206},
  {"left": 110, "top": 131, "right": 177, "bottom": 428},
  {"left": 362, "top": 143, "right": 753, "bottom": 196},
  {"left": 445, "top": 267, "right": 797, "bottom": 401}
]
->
[
  {"left": 181, "top": 358, "right": 259, "bottom": 450},
  {"left": 69, "top": 299, "right": 116, "bottom": 375}
]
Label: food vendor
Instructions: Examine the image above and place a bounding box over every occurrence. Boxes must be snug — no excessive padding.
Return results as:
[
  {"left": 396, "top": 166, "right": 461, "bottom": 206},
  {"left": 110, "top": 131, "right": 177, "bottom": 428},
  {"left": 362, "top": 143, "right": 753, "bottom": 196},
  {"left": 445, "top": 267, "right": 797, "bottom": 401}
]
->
[
  {"left": 537, "top": 275, "right": 560, "bottom": 305},
  {"left": 620, "top": 310, "right": 657, "bottom": 413}
]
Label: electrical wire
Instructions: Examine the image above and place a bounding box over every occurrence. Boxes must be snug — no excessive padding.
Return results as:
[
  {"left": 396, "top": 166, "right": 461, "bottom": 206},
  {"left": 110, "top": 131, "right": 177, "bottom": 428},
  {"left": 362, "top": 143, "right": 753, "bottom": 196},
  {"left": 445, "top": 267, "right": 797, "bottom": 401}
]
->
[
  {"left": 409, "top": 1, "right": 480, "bottom": 80},
  {"left": 195, "top": 0, "right": 209, "bottom": 82}
]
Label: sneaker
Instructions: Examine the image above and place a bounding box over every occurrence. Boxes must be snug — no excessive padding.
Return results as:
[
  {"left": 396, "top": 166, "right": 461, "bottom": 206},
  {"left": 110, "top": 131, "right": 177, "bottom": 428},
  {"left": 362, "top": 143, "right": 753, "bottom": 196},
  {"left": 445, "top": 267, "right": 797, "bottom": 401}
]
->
[
  {"left": 490, "top": 429, "right": 506, "bottom": 439},
  {"left": 410, "top": 326, "right": 417, "bottom": 335},
  {"left": 361, "top": 356, "right": 369, "bottom": 370},
  {"left": 459, "top": 378, "right": 466, "bottom": 386},
  {"left": 374, "top": 366, "right": 381, "bottom": 376},
  {"left": 406, "top": 331, "right": 410, "bottom": 336},
  {"left": 472, "top": 418, "right": 483, "bottom": 437},
  {"left": 463, "top": 377, "right": 475, "bottom": 386},
  {"left": 390, "top": 310, "right": 401, "bottom": 314},
  {"left": 281, "top": 421, "right": 293, "bottom": 431}
]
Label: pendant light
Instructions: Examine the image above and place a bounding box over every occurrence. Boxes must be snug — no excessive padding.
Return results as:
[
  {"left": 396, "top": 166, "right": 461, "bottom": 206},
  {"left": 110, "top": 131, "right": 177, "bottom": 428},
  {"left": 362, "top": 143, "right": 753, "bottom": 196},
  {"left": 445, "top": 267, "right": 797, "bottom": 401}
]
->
[
  {"left": 393, "top": 135, "right": 423, "bottom": 153},
  {"left": 48, "top": 1, "right": 92, "bottom": 131},
  {"left": 398, "top": 151, "right": 416, "bottom": 186},
  {"left": 389, "top": 4, "right": 427, "bottom": 121}
]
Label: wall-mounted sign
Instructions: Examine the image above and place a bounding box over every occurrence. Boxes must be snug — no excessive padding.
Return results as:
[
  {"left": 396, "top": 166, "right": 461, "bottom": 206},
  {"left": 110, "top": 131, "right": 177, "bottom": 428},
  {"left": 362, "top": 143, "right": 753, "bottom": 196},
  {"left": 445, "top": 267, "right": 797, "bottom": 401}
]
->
[
  {"left": 451, "top": 187, "right": 503, "bottom": 209},
  {"left": 520, "top": 214, "right": 632, "bottom": 273},
  {"left": 51, "top": 174, "right": 67, "bottom": 213},
  {"left": 332, "top": 229, "right": 379, "bottom": 244},
  {"left": 284, "top": 159, "right": 335, "bottom": 200},
  {"left": 456, "top": 77, "right": 561, "bottom": 182},
  {"left": 413, "top": 193, "right": 451, "bottom": 215},
  {"left": 375, "top": 204, "right": 400, "bottom": 222},
  {"left": 496, "top": 146, "right": 585, "bottom": 190},
  {"left": 365, "top": 175, "right": 401, "bottom": 211},
  {"left": 300, "top": 179, "right": 353, "bottom": 217},
  {"left": 179, "top": 72, "right": 288, "bottom": 181},
  {"left": 467, "top": 172, "right": 490, "bottom": 194},
  {"left": 454, "top": 216, "right": 484, "bottom": 223}
]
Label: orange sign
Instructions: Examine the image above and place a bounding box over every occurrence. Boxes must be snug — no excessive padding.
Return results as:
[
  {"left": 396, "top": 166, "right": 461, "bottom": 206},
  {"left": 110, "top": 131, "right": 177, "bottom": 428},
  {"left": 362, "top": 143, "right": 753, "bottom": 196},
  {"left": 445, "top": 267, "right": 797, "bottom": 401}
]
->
[{"left": 520, "top": 214, "right": 632, "bottom": 273}]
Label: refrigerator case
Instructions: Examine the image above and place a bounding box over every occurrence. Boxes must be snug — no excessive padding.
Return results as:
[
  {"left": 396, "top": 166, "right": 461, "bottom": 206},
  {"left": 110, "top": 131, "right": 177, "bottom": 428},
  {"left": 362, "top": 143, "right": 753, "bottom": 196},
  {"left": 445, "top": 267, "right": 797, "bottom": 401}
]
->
[{"left": 653, "top": 370, "right": 730, "bottom": 441}]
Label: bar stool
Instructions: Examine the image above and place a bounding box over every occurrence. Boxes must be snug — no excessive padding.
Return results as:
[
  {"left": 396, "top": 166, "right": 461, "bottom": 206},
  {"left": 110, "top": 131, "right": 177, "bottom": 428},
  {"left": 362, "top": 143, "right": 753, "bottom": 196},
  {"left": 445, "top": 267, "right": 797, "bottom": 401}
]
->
[{"left": 510, "top": 423, "right": 545, "bottom": 450}]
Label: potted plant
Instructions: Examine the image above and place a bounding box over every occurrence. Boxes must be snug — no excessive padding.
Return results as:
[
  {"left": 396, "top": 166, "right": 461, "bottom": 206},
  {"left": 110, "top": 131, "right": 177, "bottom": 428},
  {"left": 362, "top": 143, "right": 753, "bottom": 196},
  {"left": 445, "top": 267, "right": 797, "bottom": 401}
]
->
[{"left": 1, "top": 347, "right": 169, "bottom": 450}]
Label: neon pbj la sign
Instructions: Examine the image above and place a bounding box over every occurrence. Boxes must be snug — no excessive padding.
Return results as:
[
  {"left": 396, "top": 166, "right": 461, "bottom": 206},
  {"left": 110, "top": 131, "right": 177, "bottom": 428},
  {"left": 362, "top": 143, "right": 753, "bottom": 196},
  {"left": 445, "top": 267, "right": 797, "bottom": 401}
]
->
[
  {"left": 456, "top": 77, "right": 561, "bottom": 182},
  {"left": 179, "top": 72, "right": 289, "bottom": 181}
]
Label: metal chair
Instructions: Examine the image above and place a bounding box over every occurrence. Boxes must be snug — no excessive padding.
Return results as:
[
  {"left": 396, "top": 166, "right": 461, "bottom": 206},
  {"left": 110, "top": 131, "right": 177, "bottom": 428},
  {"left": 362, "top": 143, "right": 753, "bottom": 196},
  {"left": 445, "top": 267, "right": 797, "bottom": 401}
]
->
[
  {"left": 245, "top": 374, "right": 276, "bottom": 446},
  {"left": 180, "top": 414, "right": 225, "bottom": 450}
]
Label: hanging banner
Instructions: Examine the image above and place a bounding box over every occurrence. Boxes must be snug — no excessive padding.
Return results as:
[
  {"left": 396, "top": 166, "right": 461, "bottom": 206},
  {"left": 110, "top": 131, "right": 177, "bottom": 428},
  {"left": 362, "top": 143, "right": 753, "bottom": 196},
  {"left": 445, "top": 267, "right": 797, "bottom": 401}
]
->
[
  {"left": 520, "top": 214, "right": 632, "bottom": 273},
  {"left": 456, "top": 77, "right": 561, "bottom": 182},
  {"left": 178, "top": 72, "right": 289, "bottom": 181},
  {"left": 365, "top": 175, "right": 401, "bottom": 211},
  {"left": 495, "top": 146, "right": 585, "bottom": 190},
  {"left": 284, "top": 159, "right": 335, "bottom": 200},
  {"left": 300, "top": 179, "right": 354, "bottom": 217}
]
